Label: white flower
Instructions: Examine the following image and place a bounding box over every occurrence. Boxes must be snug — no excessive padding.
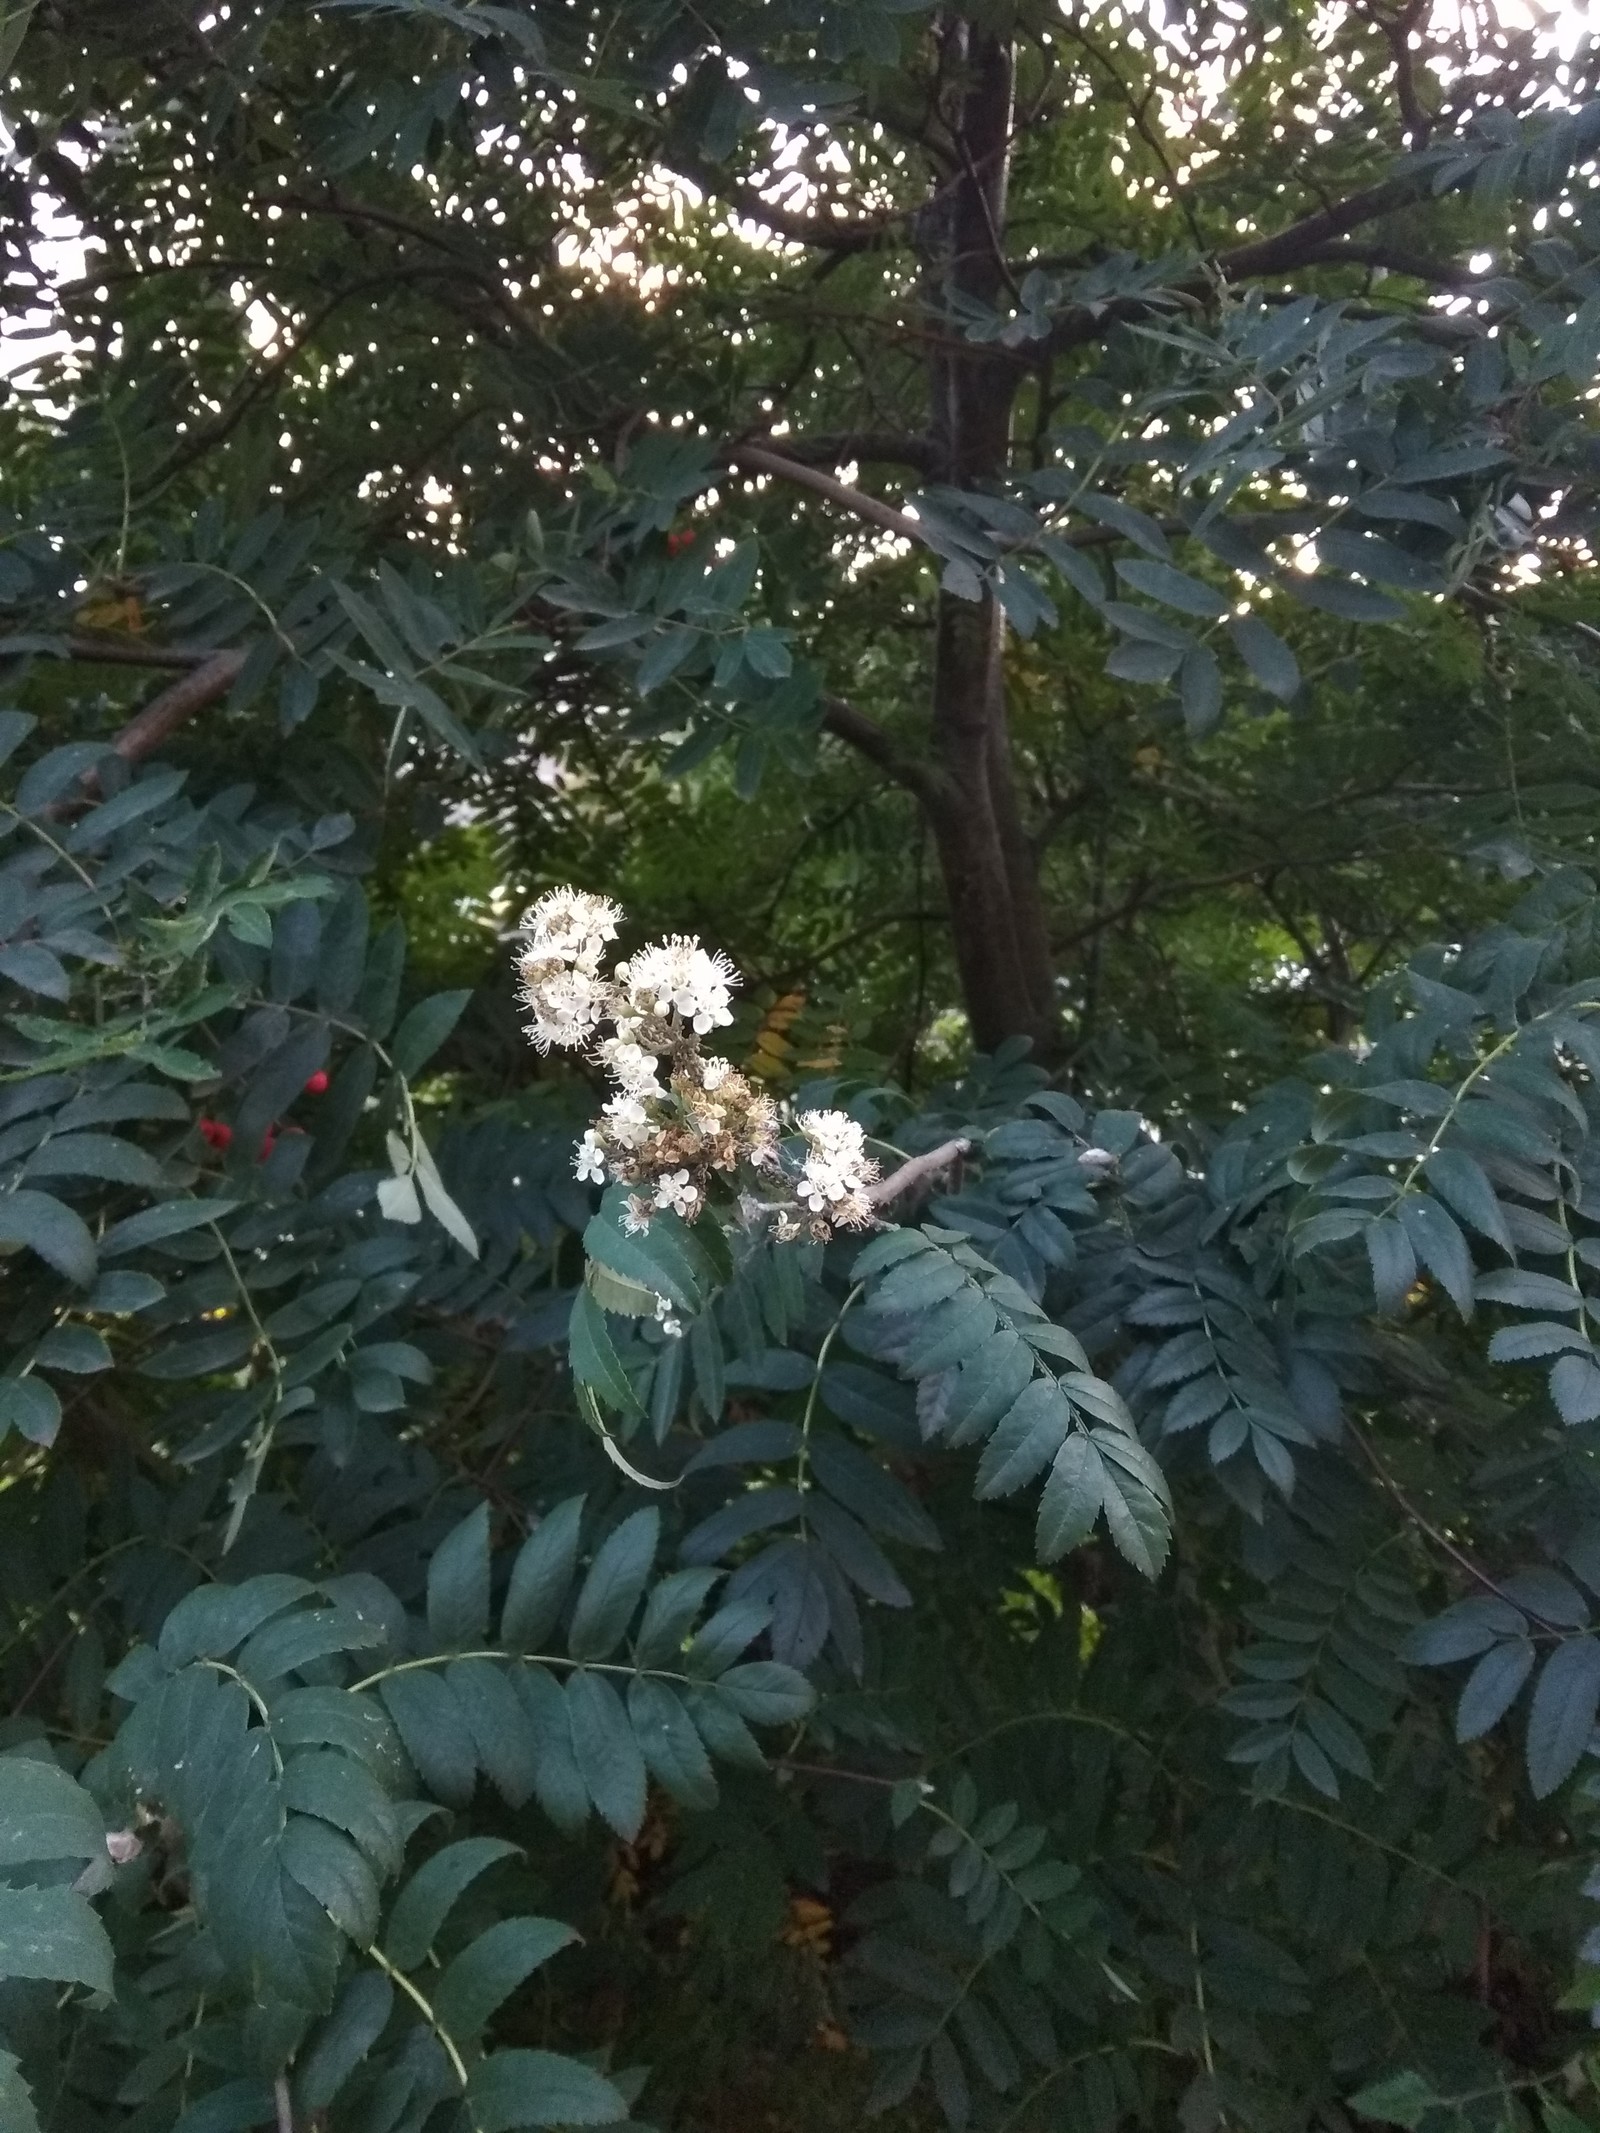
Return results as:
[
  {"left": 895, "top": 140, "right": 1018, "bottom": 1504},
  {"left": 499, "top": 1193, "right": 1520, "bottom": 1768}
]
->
[
  {"left": 701, "top": 1057, "right": 732, "bottom": 1091},
  {"left": 654, "top": 1168, "right": 700, "bottom": 1217},
  {"left": 574, "top": 1130, "right": 607, "bottom": 1185},
  {"left": 654, "top": 1294, "right": 683, "bottom": 1339},
  {"left": 602, "top": 1093, "right": 654, "bottom": 1150},
  {"left": 617, "top": 936, "right": 737, "bottom": 1034},
  {"left": 796, "top": 1108, "right": 878, "bottom": 1216},
  {"left": 622, "top": 1194, "right": 653, "bottom": 1235},
  {"left": 518, "top": 962, "right": 609, "bottom": 1052},
  {"left": 519, "top": 887, "right": 622, "bottom": 971},
  {"left": 596, "top": 1037, "right": 664, "bottom": 1098}
]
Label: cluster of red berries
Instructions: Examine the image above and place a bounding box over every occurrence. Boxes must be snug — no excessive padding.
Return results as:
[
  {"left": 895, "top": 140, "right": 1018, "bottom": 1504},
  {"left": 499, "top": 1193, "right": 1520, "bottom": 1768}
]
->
[
  {"left": 665, "top": 527, "right": 696, "bottom": 558},
  {"left": 197, "top": 1071, "right": 329, "bottom": 1162}
]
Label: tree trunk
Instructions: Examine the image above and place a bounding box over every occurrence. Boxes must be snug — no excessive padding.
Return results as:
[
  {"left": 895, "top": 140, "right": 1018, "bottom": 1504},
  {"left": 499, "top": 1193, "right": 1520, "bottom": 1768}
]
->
[{"left": 919, "top": 18, "right": 1060, "bottom": 1060}]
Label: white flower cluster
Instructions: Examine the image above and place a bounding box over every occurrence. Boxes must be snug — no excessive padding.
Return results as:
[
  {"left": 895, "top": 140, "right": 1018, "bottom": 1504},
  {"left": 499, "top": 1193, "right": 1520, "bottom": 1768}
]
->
[
  {"left": 614, "top": 937, "right": 737, "bottom": 1037},
  {"left": 514, "top": 887, "right": 882, "bottom": 1241},
  {"left": 515, "top": 889, "right": 621, "bottom": 1053},
  {"left": 797, "top": 1108, "right": 880, "bottom": 1229}
]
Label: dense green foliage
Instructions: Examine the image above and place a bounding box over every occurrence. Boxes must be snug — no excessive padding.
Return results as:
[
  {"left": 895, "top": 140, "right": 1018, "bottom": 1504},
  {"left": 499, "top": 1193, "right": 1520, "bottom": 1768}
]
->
[{"left": 8, "top": 4, "right": 1600, "bottom": 2132}]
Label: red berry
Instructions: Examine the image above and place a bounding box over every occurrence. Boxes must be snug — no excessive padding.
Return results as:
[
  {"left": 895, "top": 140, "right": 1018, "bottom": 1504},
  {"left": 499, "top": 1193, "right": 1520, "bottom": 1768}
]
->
[
  {"left": 666, "top": 528, "right": 697, "bottom": 556},
  {"left": 303, "top": 1070, "right": 329, "bottom": 1095},
  {"left": 257, "top": 1129, "right": 277, "bottom": 1163},
  {"left": 198, "top": 1117, "right": 233, "bottom": 1151}
]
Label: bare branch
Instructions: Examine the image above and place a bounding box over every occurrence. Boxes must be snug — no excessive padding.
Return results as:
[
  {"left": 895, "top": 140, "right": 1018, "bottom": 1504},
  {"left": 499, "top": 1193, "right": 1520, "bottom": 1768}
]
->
[
  {"left": 759, "top": 430, "right": 943, "bottom": 476},
  {"left": 821, "top": 695, "right": 945, "bottom": 806},
  {"left": 730, "top": 444, "right": 926, "bottom": 544},
  {"left": 1290, "top": 240, "right": 1483, "bottom": 285},
  {"left": 659, "top": 159, "right": 901, "bottom": 256},
  {"left": 865, "top": 1136, "right": 972, "bottom": 1209},
  {"left": 1214, "top": 175, "right": 1426, "bottom": 283},
  {"left": 108, "top": 651, "right": 247, "bottom": 768},
  {"left": 0, "top": 636, "right": 221, "bottom": 671},
  {"left": 1041, "top": 174, "right": 1436, "bottom": 357}
]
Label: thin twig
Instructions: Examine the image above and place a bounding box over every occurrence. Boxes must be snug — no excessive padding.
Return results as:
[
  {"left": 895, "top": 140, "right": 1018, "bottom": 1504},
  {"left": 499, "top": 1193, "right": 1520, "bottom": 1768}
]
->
[
  {"left": 731, "top": 443, "right": 925, "bottom": 545},
  {"left": 274, "top": 2071, "right": 295, "bottom": 2133},
  {"left": 1347, "top": 1421, "right": 1568, "bottom": 1633}
]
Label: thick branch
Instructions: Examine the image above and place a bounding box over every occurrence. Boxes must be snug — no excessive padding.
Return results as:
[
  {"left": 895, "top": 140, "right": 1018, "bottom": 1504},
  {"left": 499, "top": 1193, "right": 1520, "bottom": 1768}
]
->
[
  {"left": 821, "top": 695, "right": 944, "bottom": 806},
  {"left": 866, "top": 1137, "right": 972, "bottom": 1209},
  {"left": 1042, "top": 175, "right": 1433, "bottom": 358},
  {"left": 1303, "top": 241, "right": 1480, "bottom": 284},
  {"left": 0, "top": 635, "right": 220, "bottom": 670},
  {"left": 1215, "top": 176, "right": 1424, "bottom": 282},
  {"left": 661, "top": 159, "right": 898, "bottom": 255},
  {"left": 109, "top": 651, "right": 247, "bottom": 767},
  {"left": 761, "top": 430, "right": 943, "bottom": 476}
]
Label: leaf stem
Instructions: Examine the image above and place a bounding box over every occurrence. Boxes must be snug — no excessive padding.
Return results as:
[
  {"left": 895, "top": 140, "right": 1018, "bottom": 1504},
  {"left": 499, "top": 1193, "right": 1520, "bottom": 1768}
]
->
[{"left": 368, "top": 1945, "right": 473, "bottom": 2095}]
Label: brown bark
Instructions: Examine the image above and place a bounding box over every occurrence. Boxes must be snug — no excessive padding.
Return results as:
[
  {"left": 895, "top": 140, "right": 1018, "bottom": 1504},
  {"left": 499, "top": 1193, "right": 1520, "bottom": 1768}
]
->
[{"left": 916, "top": 18, "right": 1062, "bottom": 1060}]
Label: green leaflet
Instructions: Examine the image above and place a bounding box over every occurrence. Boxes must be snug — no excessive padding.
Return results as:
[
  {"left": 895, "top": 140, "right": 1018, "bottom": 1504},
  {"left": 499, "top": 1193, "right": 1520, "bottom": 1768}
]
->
[
  {"left": 0, "top": 1885, "right": 114, "bottom": 1994},
  {"left": 467, "top": 2050, "right": 629, "bottom": 2130},
  {"left": 384, "top": 1838, "right": 523, "bottom": 1971},
  {"left": 432, "top": 1915, "right": 578, "bottom": 2040},
  {"left": 567, "top": 1509, "right": 660, "bottom": 1661}
]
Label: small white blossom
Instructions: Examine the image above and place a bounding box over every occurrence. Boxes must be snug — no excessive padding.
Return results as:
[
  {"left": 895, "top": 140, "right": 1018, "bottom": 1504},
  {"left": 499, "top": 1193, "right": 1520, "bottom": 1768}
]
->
[
  {"left": 596, "top": 1037, "right": 664, "bottom": 1097},
  {"left": 518, "top": 963, "right": 609, "bottom": 1052},
  {"left": 574, "top": 1130, "right": 607, "bottom": 1185},
  {"left": 654, "top": 1294, "right": 684, "bottom": 1338},
  {"left": 702, "top": 1057, "right": 732, "bottom": 1091},
  {"left": 654, "top": 1168, "right": 700, "bottom": 1217},
  {"left": 622, "top": 1194, "right": 653, "bottom": 1235},
  {"left": 602, "top": 1093, "right": 655, "bottom": 1150}
]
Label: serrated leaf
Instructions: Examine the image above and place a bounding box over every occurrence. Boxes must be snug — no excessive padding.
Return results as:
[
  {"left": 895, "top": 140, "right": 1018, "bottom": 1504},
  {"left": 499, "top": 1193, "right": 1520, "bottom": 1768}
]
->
[
  {"left": 1526, "top": 1636, "right": 1600, "bottom": 1797},
  {"left": 565, "top": 1670, "right": 647, "bottom": 1837},
  {"left": 467, "top": 2050, "right": 629, "bottom": 2130},
  {"left": 434, "top": 1915, "right": 578, "bottom": 2041},
  {"left": 1551, "top": 1353, "right": 1600, "bottom": 1425},
  {"left": 282, "top": 1815, "right": 381, "bottom": 1946},
  {"left": 0, "top": 1883, "right": 114, "bottom": 1993},
  {"left": 1456, "top": 1639, "right": 1535, "bottom": 1742},
  {"left": 378, "top": 1669, "right": 477, "bottom": 1806},
  {"left": 567, "top": 1509, "right": 659, "bottom": 1661},
  {"left": 1035, "top": 1434, "right": 1105, "bottom": 1562},
  {"left": 715, "top": 1661, "right": 813, "bottom": 1726},
  {"left": 627, "top": 1675, "right": 718, "bottom": 1809},
  {"left": 501, "top": 1496, "right": 585, "bottom": 1651},
  {"left": 975, "top": 1377, "right": 1071, "bottom": 1498},
  {"left": 428, "top": 1502, "right": 491, "bottom": 1648},
  {"left": 1228, "top": 612, "right": 1300, "bottom": 698},
  {"left": 0, "top": 1189, "right": 96, "bottom": 1285},
  {"left": 384, "top": 1836, "right": 522, "bottom": 1970},
  {"left": 568, "top": 1287, "right": 644, "bottom": 1416},
  {"left": 1115, "top": 557, "right": 1229, "bottom": 617},
  {"left": 0, "top": 1758, "right": 104, "bottom": 1866}
]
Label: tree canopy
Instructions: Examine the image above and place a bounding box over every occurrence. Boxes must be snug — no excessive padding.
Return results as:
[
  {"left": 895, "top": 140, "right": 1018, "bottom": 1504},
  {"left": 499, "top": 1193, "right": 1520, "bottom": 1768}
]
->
[{"left": 7, "top": 4, "right": 1600, "bottom": 2133}]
